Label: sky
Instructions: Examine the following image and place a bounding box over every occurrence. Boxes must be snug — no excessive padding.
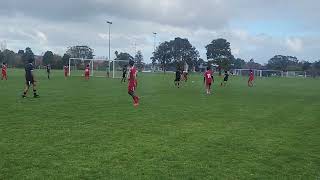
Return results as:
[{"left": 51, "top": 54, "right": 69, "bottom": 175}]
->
[{"left": 0, "top": 0, "right": 320, "bottom": 64}]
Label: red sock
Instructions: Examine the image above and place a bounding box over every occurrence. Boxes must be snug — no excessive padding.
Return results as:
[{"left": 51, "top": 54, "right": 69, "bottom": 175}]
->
[{"left": 134, "top": 96, "right": 139, "bottom": 104}]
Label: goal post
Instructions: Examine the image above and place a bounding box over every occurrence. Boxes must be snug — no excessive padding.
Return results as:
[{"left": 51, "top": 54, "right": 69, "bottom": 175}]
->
[
  {"left": 68, "top": 58, "right": 129, "bottom": 78},
  {"left": 109, "top": 60, "right": 130, "bottom": 78}
]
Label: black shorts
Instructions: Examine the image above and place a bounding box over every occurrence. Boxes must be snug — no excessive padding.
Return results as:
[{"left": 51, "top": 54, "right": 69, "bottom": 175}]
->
[
  {"left": 26, "top": 78, "right": 34, "bottom": 86},
  {"left": 224, "top": 78, "right": 228, "bottom": 82},
  {"left": 122, "top": 73, "right": 126, "bottom": 78},
  {"left": 175, "top": 77, "right": 181, "bottom": 82}
]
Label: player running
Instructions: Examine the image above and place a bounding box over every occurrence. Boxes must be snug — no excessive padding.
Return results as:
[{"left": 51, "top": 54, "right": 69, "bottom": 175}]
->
[
  {"left": 121, "top": 65, "right": 127, "bottom": 83},
  {"left": 1, "top": 62, "right": 8, "bottom": 80},
  {"left": 174, "top": 68, "right": 182, "bottom": 88},
  {"left": 128, "top": 60, "right": 139, "bottom": 107},
  {"left": 204, "top": 67, "right": 214, "bottom": 94},
  {"left": 248, "top": 69, "right": 254, "bottom": 87},
  {"left": 84, "top": 64, "right": 90, "bottom": 80},
  {"left": 46, "top": 64, "right": 51, "bottom": 79},
  {"left": 64, "top": 65, "right": 69, "bottom": 78},
  {"left": 22, "top": 59, "right": 39, "bottom": 98},
  {"left": 221, "top": 71, "right": 229, "bottom": 87}
]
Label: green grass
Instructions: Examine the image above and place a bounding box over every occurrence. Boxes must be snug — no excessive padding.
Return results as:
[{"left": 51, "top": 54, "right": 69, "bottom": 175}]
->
[{"left": 0, "top": 69, "right": 319, "bottom": 179}]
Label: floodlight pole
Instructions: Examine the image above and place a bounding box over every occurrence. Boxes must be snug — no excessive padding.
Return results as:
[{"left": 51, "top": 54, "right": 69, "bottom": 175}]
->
[
  {"left": 153, "top": 32, "right": 157, "bottom": 71},
  {"left": 153, "top": 32, "right": 157, "bottom": 53},
  {"left": 107, "top": 20, "right": 113, "bottom": 77}
]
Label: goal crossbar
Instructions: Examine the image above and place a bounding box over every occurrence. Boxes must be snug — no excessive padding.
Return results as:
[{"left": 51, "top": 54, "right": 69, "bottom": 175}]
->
[{"left": 68, "top": 58, "right": 129, "bottom": 78}]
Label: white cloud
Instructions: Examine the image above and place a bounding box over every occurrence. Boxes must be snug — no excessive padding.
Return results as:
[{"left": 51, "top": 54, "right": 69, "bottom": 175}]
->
[
  {"left": 286, "top": 37, "right": 303, "bottom": 52},
  {"left": 0, "top": 0, "right": 320, "bottom": 63}
]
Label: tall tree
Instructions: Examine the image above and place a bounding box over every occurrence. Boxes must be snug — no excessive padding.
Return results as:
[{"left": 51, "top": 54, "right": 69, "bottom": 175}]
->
[
  {"left": 66, "top": 45, "right": 94, "bottom": 59},
  {"left": 153, "top": 41, "right": 173, "bottom": 73},
  {"left": 52, "top": 54, "right": 63, "bottom": 69},
  {"left": 206, "top": 38, "right": 234, "bottom": 74},
  {"left": 62, "top": 53, "right": 71, "bottom": 66},
  {"left": 232, "top": 58, "right": 246, "bottom": 69},
  {"left": 153, "top": 37, "right": 199, "bottom": 72},
  {"left": 0, "top": 50, "right": 4, "bottom": 63},
  {"left": 115, "top": 52, "right": 133, "bottom": 67},
  {"left": 2, "top": 49, "right": 16, "bottom": 66},
  {"left": 23, "top": 47, "right": 34, "bottom": 63},
  {"left": 43, "top": 51, "right": 54, "bottom": 65},
  {"left": 267, "top": 55, "right": 298, "bottom": 71},
  {"left": 115, "top": 52, "right": 134, "bottom": 61},
  {"left": 18, "top": 50, "right": 24, "bottom": 56},
  {"left": 134, "top": 50, "right": 144, "bottom": 72},
  {"left": 245, "top": 59, "right": 262, "bottom": 69},
  {"left": 171, "top": 37, "right": 199, "bottom": 70},
  {"left": 301, "top": 61, "right": 312, "bottom": 72}
]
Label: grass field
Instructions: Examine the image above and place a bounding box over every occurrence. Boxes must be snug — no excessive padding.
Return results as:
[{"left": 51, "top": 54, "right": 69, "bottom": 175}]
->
[{"left": 0, "top": 69, "right": 320, "bottom": 179}]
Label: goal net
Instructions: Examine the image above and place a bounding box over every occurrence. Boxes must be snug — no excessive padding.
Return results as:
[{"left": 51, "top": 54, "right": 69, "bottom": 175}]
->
[
  {"left": 68, "top": 58, "right": 129, "bottom": 78},
  {"left": 110, "top": 60, "right": 130, "bottom": 78},
  {"left": 233, "top": 69, "right": 308, "bottom": 78}
]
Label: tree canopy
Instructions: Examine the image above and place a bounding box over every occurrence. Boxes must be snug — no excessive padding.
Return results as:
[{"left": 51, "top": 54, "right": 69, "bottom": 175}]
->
[{"left": 152, "top": 37, "right": 199, "bottom": 72}]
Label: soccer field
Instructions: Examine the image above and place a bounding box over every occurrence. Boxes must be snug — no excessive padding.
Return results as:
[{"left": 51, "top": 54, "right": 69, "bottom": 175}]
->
[{"left": 0, "top": 69, "right": 319, "bottom": 179}]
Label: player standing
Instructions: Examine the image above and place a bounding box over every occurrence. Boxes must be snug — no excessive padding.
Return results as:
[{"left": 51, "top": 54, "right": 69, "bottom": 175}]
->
[
  {"left": 64, "top": 65, "right": 69, "bottom": 78},
  {"left": 46, "top": 64, "right": 51, "bottom": 79},
  {"left": 121, "top": 65, "right": 127, "bottom": 83},
  {"left": 84, "top": 64, "right": 90, "bottom": 80},
  {"left": 221, "top": 71, "right": 229, "bottom": 87},
  {"left": 1, "top": 62, "right": 8, "bottom": 80},
  {"left": 248, "top": 69, "right": 254, "bottom": 87},
  {"left": 128, "top": 60, "right": 139, "bottom": 107},
  {"left": 174, "top": 68, "right": 182, "bottom": 88},
  {"left": 22, "top": 59, "right": 39, "bottom": 98},
  {"left": 204, "top": 67, "right": 214, "bottom": 94}
]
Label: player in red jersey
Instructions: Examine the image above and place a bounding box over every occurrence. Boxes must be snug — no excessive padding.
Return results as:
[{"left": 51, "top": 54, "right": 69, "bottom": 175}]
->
[
  {"left": 84, "top": 64, "right": 90, "bottom": 80},
  {"left": 1, "top": 62, "right": 8, "bottom": 80},
  {"left": 128, "top": 60, "right": 139, "bottom": 107},
  {"left": 64, "top": 65, "right": 69, "bottom": 78},
  {"left": 248, "top": 69, "right": 254, "bottom": 87},
  {"left": 204, "top": 67, "right": 214, "bottom": 94}
]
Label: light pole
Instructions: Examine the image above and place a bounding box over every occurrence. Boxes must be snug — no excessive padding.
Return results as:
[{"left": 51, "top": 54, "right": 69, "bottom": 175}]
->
[
  {"left": 107, "top": 21, "right": 112, "bottom": 77},
  {"left": 107, "top": 21, "right": 112, "bottom": 60},
  {"left": 153, "top": 32, "right": 157, "bottom": 52},
  {"left": 153, "top": 32, "right": 157, "bottom": 71}
]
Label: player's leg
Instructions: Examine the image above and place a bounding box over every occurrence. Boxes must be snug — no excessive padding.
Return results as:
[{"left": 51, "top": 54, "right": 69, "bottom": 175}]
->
[
  {"left": 32, "top": 82, "right": 39, "bottom": 98},
  {"left": 206, "top": 84, "right": 208, "bottom": 94},
  {"left": 22, "top": 81, "right": 30, "bottom": 98},
  {"left": 128, "top": 90, "right": 138, "bottom": 106}
]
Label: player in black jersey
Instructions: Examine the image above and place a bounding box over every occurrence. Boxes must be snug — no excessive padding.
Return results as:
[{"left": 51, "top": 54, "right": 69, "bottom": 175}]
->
[{"left": 22, "top": 59, "right": 39, "bottom": 98}]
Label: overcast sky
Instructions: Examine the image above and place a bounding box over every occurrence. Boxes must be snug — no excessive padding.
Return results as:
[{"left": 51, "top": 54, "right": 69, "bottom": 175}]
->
[{"left": 0, "top": 0, "right": 319, "bottom": 63}]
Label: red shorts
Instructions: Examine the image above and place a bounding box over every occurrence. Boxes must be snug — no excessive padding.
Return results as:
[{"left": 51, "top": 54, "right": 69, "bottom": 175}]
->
[
  {"left": 64, "top": 72, "right": 68, "bottom": 76},
  {"left": 128, "top": 82, "right": 136, "bottom": 92},
  {"left": 249, "top": 77, "right": 254, "bottom": 81},
  {"left": 85, "top": 73, "right": 90, "bottom": 77},
  {"left": 2, "top": 72, "right": 6, "bottom": 76}
]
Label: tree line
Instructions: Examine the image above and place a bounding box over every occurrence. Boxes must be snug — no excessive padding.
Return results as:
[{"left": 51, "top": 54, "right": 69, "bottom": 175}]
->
[
  {"left": 151, "top": 37, "right": 320, "bottom": 76},
  {"left": 1, "top": 38, "right": 320, "bottom": 76},
  {"left": 0, "top": 45, "right": 145, "bottom": 71}
]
